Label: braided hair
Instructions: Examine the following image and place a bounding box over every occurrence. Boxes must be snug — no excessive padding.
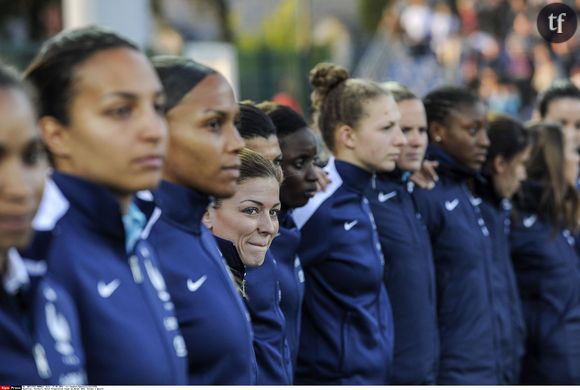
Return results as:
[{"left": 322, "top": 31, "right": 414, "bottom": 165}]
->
[
  {"left": 235, "top": 102, "right": 277, "bottom": 140},
  {"left": 423, "top": 85, "right": 480, "bottom": 136},
  {"left": 257, "top": 101, "right": 308, "bottom": 139}
]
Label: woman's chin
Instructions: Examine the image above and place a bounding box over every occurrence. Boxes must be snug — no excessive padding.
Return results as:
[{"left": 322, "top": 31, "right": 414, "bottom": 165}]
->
[{"left": 241, "top": 250, "right": 267, "bottom": 268}]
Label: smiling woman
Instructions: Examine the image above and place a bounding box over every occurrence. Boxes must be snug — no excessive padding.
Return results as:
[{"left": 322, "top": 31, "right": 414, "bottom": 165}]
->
[
  {"left": 206, "top": 148, "right": 282, "bottom": 267},
  {"left": 204, "top": 147, "right": 288, "bottom": 385}
]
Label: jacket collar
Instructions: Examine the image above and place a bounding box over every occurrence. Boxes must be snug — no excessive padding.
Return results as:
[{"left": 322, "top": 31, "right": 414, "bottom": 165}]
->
[
  {"left": 2, "top": 248, "right": 30, "bottom": 296},
  {"left": 335, "top": 159, "right": 373, "bottom": 195},
  {"left": 154, "top": 180, "right": 210, "bottom": 235},
  {"left": 474, "top": 173, "right": 506, "bottom": 208},
  {"left": 51, "top": 171, "right": 126, "bottom": 241}
]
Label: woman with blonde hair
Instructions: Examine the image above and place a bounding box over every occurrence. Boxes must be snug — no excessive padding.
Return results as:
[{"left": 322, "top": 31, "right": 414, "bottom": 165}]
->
[{"left": 292, "top": 63, "right": 405, "bottom": 384}]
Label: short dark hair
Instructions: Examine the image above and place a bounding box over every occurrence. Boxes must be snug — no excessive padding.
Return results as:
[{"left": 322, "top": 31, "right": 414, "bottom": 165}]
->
[
  {"left": 537, "top": 79, "right": 580, "bottom": 118},
  {"left": 423, "top": 85, "right": 480, "bottom": 127},
  {"left": 151, "top": 55, "right": 216, "bottom": 113},
  {"left": 235, "top": 102, "right": 277, "bottom": 140},
  {"left": 484, "top": 115, "right": 530, "bottom": 174},
  {"left": 23, "top": 25, "right": 138, "bottom": 124},
  {"left": 257, "top": 101, "right": 308, "bottom": 138}
]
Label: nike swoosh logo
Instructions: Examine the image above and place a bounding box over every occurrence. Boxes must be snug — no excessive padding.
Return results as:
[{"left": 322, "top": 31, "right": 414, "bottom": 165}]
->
[
  {"left": 187, "top": 275, "right": 208, "bottom": 292},
  {"left": 98, "top": 279, "right": 120, "bottom": 298},
  {"left": 523, "top": 215, "right": 537, "bottom": 228},
  {"left": 344, "top": 220, "right": 358, "bottom": 231},
  {"left": 445, "top": 199, "right": 459, "bottom": 211},
  {"left": 470, "top": 197, "right": 483, "bottom": 206},
  {"left": 378, "top": 191, "right": 397, "bottom": 203}
]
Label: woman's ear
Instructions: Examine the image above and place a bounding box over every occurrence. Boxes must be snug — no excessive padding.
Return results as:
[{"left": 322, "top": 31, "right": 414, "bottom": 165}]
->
[
  {"left": 202, "top": 210, "right": 213, "bottom": 230},
  {"left": 336, "top": 124, "right": 356, "bottom": 149},
  {"left": 428, "top": 121, "right": 445, "bottom": 144},
  {"left": 493, "top": 155, "right": 507, "bottom": 175},
  {"left": 38, "top": 116, "right": 71, "bottom": 159}
]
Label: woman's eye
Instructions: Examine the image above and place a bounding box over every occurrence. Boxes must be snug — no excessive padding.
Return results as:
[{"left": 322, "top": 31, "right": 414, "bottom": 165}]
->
[
  {"left": 107, "top": 106, "right": 134, "bottom": 120},
  {"left": 419, "top": 127, "right": 428, "bottom": 133},
  {"left": 153, "top": 102, "right": 166, "bottom": 115},
  {"left": 242, "top": 207, "right": 259, "bottom": 215},
  {"left": 207, "top": 118, "right": 222, "bottom": 132},
  {"left": 270, "top": 209, "right": 280, "bottom": 218},
  {"left": 467, "top": 127, "right": 479, "bottom": 136},
  {"left": 23, "top": 142, "right": 46, "bottom": 166}
]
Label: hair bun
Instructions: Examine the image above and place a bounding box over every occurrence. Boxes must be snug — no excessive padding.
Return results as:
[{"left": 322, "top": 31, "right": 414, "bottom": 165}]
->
[{"left": 309, "top": 62, "right": 349, "bottom": 110}]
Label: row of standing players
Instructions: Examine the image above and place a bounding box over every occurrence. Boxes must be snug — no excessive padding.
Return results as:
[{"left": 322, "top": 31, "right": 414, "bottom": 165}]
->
[{"left": 1, "top": 25, "right": 579, "bottom": 385}]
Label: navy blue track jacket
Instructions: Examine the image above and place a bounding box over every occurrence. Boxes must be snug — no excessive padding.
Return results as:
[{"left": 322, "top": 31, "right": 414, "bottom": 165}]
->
[
  {"left": 474, "top": 176, "right": 526, "bottom": 384},
  {"left": 510, "top": 180, "right": 580, "bottom": 384},
  {"left": 0, "top": 249, "right": 86, "bottom": 385},
  {"left": 292, "top": 158, "right": 394, "bottom": 384},
  {"left": 29, "top": 172, "right": 188, "bottom": 385},
  {"left": 143, "top": 180, "right": 256, "bottom": 385},
  {"left": 412, "top": 145, "right": 497, "bottom": 384},
  {"left": 212, "top": 234, "right": 291, "bottom": 384},
  {"left": 366, "top": 171, "right": 439, "bottom": 384},
  {"left": 270, "top": 209, "right": 305, "bottom": 370},
  {"left": 245, "top": 251, "right": 293, "bottom": 384}
]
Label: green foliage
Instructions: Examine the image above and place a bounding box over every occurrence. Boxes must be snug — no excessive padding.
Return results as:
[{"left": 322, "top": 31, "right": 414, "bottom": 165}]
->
[
  {"left": 358, "top": 0, "right": 390, "bottom": 33},
  {"left": 237, "top": 0, "right": 310, "bottom": 51}
]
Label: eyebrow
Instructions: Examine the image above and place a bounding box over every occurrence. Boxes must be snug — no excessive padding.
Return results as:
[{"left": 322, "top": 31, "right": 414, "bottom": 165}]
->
[
  {"left": 102, "top": 90, "right": 165, "bottom": 101},
  {"left": 203, "top": 108, "right": 235, "bottom": 117},
  {"left": 0, "top": 137, "right": 43, "bottom": 154},
  {"left": 241, "top": 199, "right": 281, "bottom": 208}
]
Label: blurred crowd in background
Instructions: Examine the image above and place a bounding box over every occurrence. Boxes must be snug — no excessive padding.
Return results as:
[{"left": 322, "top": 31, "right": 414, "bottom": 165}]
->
[{"left": 0, "top": 0, "right": 579, "bottom": 121}]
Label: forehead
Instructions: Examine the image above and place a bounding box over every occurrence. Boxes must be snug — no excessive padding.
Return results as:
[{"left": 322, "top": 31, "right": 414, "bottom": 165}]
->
[
  {"left": 363, "top": 94, "right": 400, "bottom": 122},
  {"left": 447, "top": 101, "right": 486, "bottom": 123},
  {"left": 245, "top": 136, "right": 281, "bottom": 159},
  {"left": 73, "top": 47, "right": 161, "bottom": 95},
  {"left": 231, "top": 177, "right": 280, "bottom": 202},
  {"left": 0, "top": 88, "right": 37, "bottom": 142},
  {"left": 179, "top": 73, "right": 237, "bottom": 112},
  {"left": 545, "top": 97, "right": 580, "bottom": 118},
  {"left": 397, "top": 99, "right": 426, "bottom": 125},
  {"left": 280, "top": 128, "right": 317, "bottom": 151}
]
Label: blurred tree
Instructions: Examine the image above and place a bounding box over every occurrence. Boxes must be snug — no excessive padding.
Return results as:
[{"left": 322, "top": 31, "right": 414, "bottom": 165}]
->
[{"left": 358, "top": 0, "right": 391, "bottom": 33}]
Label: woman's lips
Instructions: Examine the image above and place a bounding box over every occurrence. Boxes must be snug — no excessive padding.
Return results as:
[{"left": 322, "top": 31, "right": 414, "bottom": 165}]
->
[
  {"left": 222, "top": 165, "right": 241, "bottom": 178},
  {"left": 0, "top": 214, "right": 32, "bottom": 232},
  {"left": 135, "top": 155, "right": 164, "bottom": 169}
]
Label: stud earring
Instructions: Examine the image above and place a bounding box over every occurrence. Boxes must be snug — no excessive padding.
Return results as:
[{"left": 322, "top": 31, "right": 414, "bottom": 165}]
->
[{"left": 434, "top": 136, "right": 442, "bottom": 142}]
